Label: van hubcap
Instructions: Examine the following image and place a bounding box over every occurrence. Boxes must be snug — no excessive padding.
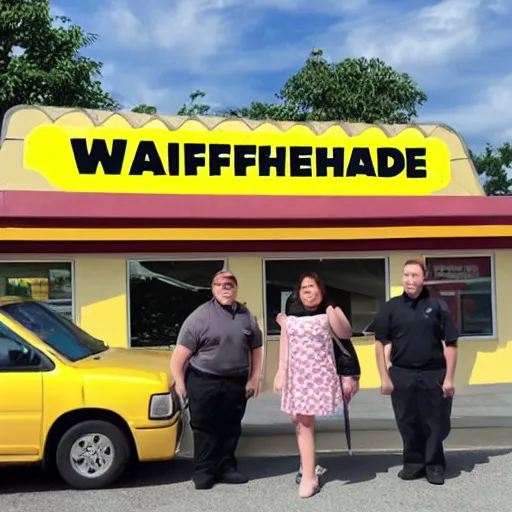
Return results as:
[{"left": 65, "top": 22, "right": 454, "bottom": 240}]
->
[{"left": 70, "top": 433, "right": 115, "bottom": 478}]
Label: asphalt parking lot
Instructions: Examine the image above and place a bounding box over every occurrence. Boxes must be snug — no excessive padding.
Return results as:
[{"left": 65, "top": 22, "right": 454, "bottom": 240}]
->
[{"left": 1, "top": 449, "right": 511, "bottom": 512}]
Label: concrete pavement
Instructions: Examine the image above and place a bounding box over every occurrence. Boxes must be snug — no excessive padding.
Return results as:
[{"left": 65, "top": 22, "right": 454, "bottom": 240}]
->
[
  {"left": 1, "top": 383, "right": 510, "bottom": 511},
  {"left": 242, "top": 383, "right": 512, "bottom": 427},
  {"left": 1, "top": 450, "right": 511, "bottom": 512},
  {"left": 177, "top": 383, "right": 512, "bottom": 457}
]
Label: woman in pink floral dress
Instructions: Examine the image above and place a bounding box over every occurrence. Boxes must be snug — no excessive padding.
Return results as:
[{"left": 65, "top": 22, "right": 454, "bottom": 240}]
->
[{"left": 273, "top": 273, "right": 355, "bottom": 499}]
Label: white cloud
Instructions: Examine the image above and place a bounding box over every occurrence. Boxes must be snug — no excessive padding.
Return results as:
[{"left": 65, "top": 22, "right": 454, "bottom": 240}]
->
[
  {"left": 326, "top": 0, "right": 509, "bottom": 81},
  {"left": 253, "top": 0, "right": 369, "bottom": 13},
  {"left": 100, "top": 61, "right": 260, "bottom": 115},
  {"left": 80, "top": 0, "right": 512, "bottom": 146},
  {"left": 97, "top": 63, "right": 181, "bottom": 111},
  {"left": 425, "top": 74, "right": 512, "bottom": 146},
  {"left": 165, "top": 0, "right": 512, "bottom": 82},
  {"left": 50, "top": 4, "right": 67, "bottom": 17},
  {"left": 487, "top": 0, "right": 512, "bottom": 15},
  {"left": 102, "top": 1, "right": 145, "bottom": 46},
  {"left": 96, "top": 0, "right": 370, "bottom": 72},
  {"left": 97, "top": 0, "right": 244, "bottom": 68}
]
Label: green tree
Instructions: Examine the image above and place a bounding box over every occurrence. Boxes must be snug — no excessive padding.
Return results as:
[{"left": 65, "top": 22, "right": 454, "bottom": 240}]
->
[
  {"left": 131, "top": 104, "right": 157, "bottom": 115},
  {"left": 470, "top": 143, "right": 512, "bottom": 196},
  {"left": 177, "top": 90, "right": 211, "bottom": 116},
  {"left": 0, "top": 0, "right": 118, "bottom": 120},
  {"left": 215, "top": 49, "right": 428, "bottom": 123}
]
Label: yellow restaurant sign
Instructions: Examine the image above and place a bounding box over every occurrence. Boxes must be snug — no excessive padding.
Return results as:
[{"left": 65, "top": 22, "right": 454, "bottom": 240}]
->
[{"left": 23, "top": 124, "right": 452, "bottom": 196}]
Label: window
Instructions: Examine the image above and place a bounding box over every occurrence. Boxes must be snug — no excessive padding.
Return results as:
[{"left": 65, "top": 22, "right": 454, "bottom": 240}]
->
[
  {"left": 264, "top": 258, "right": 387, "bottom": 336},
  {"left": 0, "top": 261, "right": 73, "bottom": 320},
  {"left": 0, "top": 320, "right": 43, "bottom": 370},
  {"left": 128, "top": 260, "right": 226, "bottom": 347},
  {"left": 1, "top": 301, "right": 107, "bottom": 362},
  {"left": 425, "top": 256, "right": 494, "bottom": 337}
]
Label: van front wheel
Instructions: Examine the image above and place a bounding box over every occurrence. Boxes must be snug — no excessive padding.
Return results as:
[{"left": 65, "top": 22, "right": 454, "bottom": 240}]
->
[{"left": 56, "top": 420, "right": 130, "bottom": 489}]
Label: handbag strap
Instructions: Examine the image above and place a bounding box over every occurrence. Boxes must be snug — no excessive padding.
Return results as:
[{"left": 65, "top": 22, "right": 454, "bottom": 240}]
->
[{"left": 330, "top": 328, "right": 352, "bottom": 358}]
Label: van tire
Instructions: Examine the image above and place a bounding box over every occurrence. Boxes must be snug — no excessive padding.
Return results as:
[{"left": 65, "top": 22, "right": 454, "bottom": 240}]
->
[{"left": 55, "top": 420, "right": 130, "bottom": 489}]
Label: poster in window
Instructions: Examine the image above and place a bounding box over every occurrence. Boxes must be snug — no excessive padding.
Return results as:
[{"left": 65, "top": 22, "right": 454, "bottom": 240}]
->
[
  {"left": 426, "top": 257, "right": 491, "bottom": 282},
  {"left": 426, "top": 256, "right": 493, "bottom": 336}
]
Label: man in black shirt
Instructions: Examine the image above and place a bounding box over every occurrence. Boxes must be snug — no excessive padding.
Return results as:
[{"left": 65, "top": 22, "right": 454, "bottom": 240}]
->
[
  {"left": 171, "top": 271, "right": 263, "bottom": 490},
  {"left": 372, "top": 259, "right": 458, "bottom": 485}
]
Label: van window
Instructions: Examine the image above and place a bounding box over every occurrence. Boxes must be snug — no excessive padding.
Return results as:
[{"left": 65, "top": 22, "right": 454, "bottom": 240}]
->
[
  {"left": 0, "top": 320, "right": 42, "bottom": 370},
  {"left": 1, "top": 302, "right": 107, "bottom": 362}
]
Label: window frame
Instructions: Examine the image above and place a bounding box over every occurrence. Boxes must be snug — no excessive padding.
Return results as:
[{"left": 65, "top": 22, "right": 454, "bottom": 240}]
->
[
  {"left": 423, "top": 252, "right": 497, "bottom": 340},
  {"left": 0, "top": 315, "right": 55, "bottom": 373},
  {"left": 0, "top": 258, "right": 76, "bottom": 322},
  {"left": 262, "top": 255, "right": 391, "bottom": 341},
  {"left": 126, "top": 257, "right": 228, "bottom": 349}
]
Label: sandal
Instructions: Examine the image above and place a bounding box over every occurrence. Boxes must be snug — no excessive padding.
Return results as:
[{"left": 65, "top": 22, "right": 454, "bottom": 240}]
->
[{"left": 295, "top": 464, "right": 326, "bottom": 484}]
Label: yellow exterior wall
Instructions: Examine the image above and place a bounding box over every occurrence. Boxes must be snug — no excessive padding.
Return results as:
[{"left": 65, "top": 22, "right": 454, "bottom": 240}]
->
[
  {"left": 67, "top": 251, "right": 512, "bottom": 387},
  {"left": 1, "top": 105, "right": 509, "bottom": 387},
  {"left": 466, "top": 250, "right": 512, "bottom": 384},
  {"left": 223, "top": 251, "right": 512, "bottom": 389},
  {"left": 226, "top": 257, "right": 272, "bottom": 389},
  {"left": 74, "top": 258, "right": 128, "bottom": 348},
  {"left": 263, "top": 341, "right": 279, "bottom": 392},
  {"left": 227, "top": 257, "right": 264, "bottom": 323},
  {"left": 355, "top": 251, "right": 512, "bottom": 388}
]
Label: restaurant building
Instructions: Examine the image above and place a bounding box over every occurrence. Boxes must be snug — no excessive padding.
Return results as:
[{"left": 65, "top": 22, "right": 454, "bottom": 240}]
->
[{"left": 0, "top": 104, "right": 511, "bottom": 390}]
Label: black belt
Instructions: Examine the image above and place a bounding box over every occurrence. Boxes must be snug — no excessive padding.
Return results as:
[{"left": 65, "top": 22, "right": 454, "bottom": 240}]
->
[
  {"left": 392, "top": 363, "right": 446, "bottom": 371},
  {"left": 188, "top": 365, "right": 248, "bottom": 379}
]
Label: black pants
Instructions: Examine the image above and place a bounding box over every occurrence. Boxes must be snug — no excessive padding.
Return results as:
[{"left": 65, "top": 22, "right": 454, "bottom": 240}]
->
[
  {"left": 186, "top": 366, "right": 248, "bottom": 483},
  {"left": 389, "top": 366, "right": 453, "bottom": 470}
]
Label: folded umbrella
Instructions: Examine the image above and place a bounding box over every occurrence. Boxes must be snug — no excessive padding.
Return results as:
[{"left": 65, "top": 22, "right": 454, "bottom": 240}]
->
[
  {"left": 331, "top": 332, "right": 354, "bottom": 456},
  {"left": 343, "top": 393, "right": 353, "bottom": 456}
]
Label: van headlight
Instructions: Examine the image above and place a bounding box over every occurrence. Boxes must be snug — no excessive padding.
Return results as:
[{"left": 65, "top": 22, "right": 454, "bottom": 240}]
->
[{"left": 149, "top": 392, "right": 174, "bottom": 420}]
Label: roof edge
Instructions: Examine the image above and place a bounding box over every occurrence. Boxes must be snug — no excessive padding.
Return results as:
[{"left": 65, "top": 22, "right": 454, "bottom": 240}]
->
[
  {"left": 0, "top": 190, "right": 509, "bottom": 224},
  {"left": 2, "top": 104, "right": 451, "bottom": 145},
  {"left": 423, "top": 121, "right": 485, "bottom": 196},
  {"left": 1, "top": 105, "right": 485, "bottom": 197}
]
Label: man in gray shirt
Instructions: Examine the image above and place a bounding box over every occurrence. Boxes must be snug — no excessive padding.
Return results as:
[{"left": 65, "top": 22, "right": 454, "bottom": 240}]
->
[{"left": 170, "top": 270, "right": 263, "bottom": 490}]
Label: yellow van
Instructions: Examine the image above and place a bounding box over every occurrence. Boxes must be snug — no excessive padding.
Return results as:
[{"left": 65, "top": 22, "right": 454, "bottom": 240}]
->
[{"left": 0, "top": 297, "right": 184, "bottom": 489}]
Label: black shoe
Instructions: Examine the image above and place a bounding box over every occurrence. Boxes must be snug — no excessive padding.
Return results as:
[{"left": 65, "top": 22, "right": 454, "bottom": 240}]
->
[
  {"left": 217, "top": 471, "right": 249, "bottom": 484},
  {"left": 426, "top": 466, "right": 445, "bottom": 485},
  {"left": 398, "top": 466, "right": 426, "bottom": 480},
  {"left": 193, "top": 476, "right": 215, "bottom": 490}
]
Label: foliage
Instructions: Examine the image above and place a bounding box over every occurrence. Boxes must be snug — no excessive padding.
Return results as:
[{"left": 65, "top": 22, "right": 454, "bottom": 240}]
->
[
  {"left": 177, "top": 90, "right": 211, "bottom": 116},
  {"left": 470, "top": 143, "right": 512, "bottom": 196},
  {"left": 2, "top": 5, "right": 509, "bottom": 197},
  {"left": 0, "top": 0, "right": 118, "bottom": 120},
  {"left": 177, "top": 48, "right": 512, "bottom": 196},
  {"left": 131, "top": 104, "right": 157, "bottom": 115},
  {"left": 214, "top": 49, "right": 428, "bottom": 124}
]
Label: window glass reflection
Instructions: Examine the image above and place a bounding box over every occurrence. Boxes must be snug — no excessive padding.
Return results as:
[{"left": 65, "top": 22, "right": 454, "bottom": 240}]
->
[
  {"left": 0, "top": 262, "right": 73, "bottom": 320},
  {"left": 425, "top": 256, "right": 494, "bottom": 337},
  {"left": 129, "top": 260, "right": 225, "bottom": 347},
  {"left": 265, "top": 259, "right": 387, "bottom": 336}
]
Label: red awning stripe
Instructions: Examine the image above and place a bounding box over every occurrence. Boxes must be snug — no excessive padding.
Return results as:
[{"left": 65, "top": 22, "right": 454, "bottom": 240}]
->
[{"left": 0, "top": 191, "right": 511, "bottom": 228}]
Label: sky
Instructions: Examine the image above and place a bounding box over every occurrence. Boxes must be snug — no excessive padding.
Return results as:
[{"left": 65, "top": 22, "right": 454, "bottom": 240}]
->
[{"left": 51, "top": 0, "right": 512, "bottom": 152}]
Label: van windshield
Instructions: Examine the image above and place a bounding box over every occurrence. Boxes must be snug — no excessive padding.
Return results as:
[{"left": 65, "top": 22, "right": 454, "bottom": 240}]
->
[{"left": 0, "top": 301, "right": 108, "bottom": 362}]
